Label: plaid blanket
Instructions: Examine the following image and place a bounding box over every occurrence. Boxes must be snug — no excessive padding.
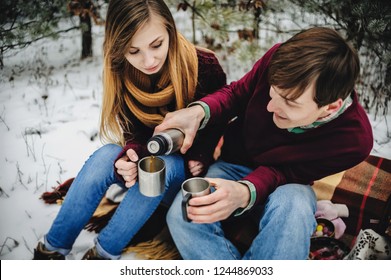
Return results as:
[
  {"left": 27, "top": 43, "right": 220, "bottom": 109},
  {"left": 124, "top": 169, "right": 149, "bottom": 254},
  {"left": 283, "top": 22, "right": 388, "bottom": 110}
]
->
[
  {"left": 312, "top": 155, "right": 391, "bottom": 238},
  {"left": 41, "top": 155, "right": 391, "bottom": 258}
]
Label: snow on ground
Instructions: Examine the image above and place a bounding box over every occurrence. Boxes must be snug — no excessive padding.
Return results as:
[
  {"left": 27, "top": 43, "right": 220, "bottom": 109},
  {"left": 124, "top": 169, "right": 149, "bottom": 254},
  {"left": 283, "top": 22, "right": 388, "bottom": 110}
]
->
[{"left": 0, "top": 17, "right": 390, "bottom": 260}]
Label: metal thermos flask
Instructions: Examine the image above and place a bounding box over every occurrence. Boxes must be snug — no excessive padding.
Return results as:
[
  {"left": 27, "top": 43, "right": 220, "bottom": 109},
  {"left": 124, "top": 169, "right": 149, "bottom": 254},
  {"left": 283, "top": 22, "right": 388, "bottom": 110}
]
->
[{"left": 147, "top": 128, "right": 184, "bottom": 156}]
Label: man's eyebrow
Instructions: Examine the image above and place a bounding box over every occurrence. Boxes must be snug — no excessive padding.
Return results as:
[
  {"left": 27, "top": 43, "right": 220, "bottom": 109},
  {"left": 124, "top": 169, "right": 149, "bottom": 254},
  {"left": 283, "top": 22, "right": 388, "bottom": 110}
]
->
[
  {"left": 280, "top": 94, "right": 301, "bottom": 104},
  {"left": 273, "top": 86, "right": 301, "bottom": 104}
]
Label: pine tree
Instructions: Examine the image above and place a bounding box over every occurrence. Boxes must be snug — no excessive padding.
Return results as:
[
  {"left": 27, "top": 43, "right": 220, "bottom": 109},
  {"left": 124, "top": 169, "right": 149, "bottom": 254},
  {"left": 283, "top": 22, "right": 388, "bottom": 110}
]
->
[
  {"left": 0, "top": 0, "right": 106, "bottom": 67},
  {"left": 168, "top": 0, "right": 270, "bottom": 79},
  {"left": 67, "top": 1, "right": 105, "bottom": 59},
  {"left": 289, "top": 0, "right": 390, "bottom": 115},
  {"left": 168, "top": 0, "right": 390, "bottom": 115}
]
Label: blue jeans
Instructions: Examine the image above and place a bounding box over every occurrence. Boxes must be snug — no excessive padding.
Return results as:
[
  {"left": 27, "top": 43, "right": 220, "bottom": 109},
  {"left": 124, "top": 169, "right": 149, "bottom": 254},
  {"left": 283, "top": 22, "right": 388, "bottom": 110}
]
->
[
  {"left": 166, "top": 160, "right": 317, "bottom": 260},
  {"left": 44, "top": 144, "right": 185, "bottom": 259}
]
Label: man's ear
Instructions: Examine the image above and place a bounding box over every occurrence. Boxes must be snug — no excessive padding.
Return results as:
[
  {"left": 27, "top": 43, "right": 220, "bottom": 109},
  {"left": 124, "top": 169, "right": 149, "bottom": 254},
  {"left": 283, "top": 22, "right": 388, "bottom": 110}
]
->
[{"left": 324, "top": 98, "right": 343, "bottom": 114}]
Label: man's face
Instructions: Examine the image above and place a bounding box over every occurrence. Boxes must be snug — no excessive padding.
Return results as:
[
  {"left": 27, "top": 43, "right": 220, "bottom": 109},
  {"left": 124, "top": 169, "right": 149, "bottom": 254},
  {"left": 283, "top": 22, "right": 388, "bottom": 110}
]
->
[{"left": 266, "top": 84, "right": 330, "bottom": 129}]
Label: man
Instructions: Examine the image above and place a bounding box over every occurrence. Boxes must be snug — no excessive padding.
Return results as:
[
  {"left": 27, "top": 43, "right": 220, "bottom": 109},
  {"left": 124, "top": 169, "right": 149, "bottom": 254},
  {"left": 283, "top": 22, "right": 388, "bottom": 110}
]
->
[{"left": 155, "top": 27, "right": 373, "bottom": 259}]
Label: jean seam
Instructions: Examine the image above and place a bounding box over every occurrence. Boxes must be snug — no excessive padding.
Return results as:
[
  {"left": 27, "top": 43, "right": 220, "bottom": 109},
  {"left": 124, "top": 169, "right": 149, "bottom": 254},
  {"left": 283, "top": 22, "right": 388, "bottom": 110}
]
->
[
  {"left": 212, "top": 223, "right": 240, "bottom": 260},
  {"left": 98, "top": 188, "right": 163, "bottom": 255}
]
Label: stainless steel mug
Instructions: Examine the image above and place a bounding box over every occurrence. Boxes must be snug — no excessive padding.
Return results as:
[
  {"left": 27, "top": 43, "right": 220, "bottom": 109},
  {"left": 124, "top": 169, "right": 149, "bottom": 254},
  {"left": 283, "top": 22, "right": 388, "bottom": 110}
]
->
[
  {"left": 181, "top": 177, "right": 211, "bottom": 222},
  {"left": 138, "top": 156, "right": 165, "bottom": 197}
]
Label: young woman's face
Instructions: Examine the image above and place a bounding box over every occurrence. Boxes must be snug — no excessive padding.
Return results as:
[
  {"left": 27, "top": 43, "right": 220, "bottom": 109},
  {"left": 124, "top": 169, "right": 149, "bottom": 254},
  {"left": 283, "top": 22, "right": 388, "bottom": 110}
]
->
[
  {"left": 267, "top": 84, "right": 330, "bottom": 129},
  {"left": 124, "top": 15, "right": 169, "bottom": 75}
]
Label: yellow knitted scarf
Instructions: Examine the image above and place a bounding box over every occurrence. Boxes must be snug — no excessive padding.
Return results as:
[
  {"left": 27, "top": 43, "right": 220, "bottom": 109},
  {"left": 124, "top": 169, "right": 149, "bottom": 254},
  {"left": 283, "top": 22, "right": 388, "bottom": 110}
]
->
[{"left": 123, "top": 34, "right": 198, "bottom": 128}]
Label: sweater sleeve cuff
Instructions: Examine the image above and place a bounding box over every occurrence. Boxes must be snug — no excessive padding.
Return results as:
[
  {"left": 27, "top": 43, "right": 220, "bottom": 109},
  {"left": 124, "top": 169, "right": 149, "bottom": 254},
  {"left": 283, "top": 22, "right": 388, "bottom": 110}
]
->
[
  {"left": 234, "top": 180, "right": 257, "bottom": 216},
  {"left": 188, "top": 101, "right": 210, "bottom": 130}
]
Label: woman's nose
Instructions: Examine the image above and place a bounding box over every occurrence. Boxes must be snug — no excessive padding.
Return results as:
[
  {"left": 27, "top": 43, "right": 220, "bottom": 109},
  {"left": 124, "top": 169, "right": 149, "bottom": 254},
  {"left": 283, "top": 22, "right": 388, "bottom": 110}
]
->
[{"left": 143, "top": 52, "right": 155, "bottom": 67}]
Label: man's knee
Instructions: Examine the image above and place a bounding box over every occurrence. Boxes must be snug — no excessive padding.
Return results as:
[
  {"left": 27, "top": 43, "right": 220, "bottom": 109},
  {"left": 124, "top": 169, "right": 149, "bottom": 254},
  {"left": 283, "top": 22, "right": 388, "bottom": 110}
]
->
[{"left": 267, "top": 183, "right": 316, "bottom": 214}]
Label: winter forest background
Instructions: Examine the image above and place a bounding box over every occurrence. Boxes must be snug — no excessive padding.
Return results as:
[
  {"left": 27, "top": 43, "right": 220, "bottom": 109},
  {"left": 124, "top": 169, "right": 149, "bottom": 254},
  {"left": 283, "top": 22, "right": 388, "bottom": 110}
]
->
[{"left": 0, "top": 0, "right": 390, "bottom": 259}]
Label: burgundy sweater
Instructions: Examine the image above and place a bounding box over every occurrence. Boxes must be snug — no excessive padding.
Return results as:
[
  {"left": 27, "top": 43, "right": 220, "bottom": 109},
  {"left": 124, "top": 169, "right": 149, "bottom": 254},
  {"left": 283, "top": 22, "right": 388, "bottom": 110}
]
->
[
  {"left": 201, "top": 44, "right": 373, "bottom": 205},
  {"left": 116, "top": 49, "right": 227, "bottom": 175}
]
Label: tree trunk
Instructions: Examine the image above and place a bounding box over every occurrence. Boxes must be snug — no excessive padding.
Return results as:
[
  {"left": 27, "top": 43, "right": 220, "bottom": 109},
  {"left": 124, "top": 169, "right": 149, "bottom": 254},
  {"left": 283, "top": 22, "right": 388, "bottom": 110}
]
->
[
  {"left": 0, "top": 49, "right": 3, "bottom": 69},
  {"left": 80, "top": 13, "right": 92, "bottom": 59}
]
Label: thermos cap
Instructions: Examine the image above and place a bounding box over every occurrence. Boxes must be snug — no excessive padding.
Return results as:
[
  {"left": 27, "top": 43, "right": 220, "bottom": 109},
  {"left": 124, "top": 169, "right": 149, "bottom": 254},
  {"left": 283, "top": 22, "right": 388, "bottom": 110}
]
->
[
  {"left": 146, "top": 129, "right": 183, "bottom": 155},
  {"left": 147, "top": 137, "right": 166, "bottom": 155}
]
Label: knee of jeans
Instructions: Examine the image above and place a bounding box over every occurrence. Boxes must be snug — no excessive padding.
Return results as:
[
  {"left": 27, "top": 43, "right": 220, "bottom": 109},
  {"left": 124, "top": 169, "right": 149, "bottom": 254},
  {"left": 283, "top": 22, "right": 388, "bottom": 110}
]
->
[
  {"left": 96, "top": 144, "right": 122, "bottom": 158},
  {"left": 205, "top": 161, "right": 225, "bottom": 178},
  {"left": 90, "top": 144, "right": 122, "bottom": 167},
  {"left": 269, "top": 184, "right": 316, "bottom": 214},
  {"left": 84, "top": 144, "right": 123, "bottom": 177},
  {"left": 159, "top": 154, "right": 185, "bottom": 179}
]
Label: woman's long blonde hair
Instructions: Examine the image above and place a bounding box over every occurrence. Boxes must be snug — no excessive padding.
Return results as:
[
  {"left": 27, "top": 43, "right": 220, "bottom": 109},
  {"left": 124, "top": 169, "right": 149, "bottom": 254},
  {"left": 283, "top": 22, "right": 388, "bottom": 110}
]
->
[{"left": 100, "top": 0, "right": 198, "bottom": 145}]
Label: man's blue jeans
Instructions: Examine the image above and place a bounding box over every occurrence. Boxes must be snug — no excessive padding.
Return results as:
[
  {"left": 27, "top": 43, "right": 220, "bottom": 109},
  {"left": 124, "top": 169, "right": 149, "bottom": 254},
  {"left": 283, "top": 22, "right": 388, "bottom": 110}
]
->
[
  {"left": 44, "top": 144, "right": 185, "bottom": 259},
  {"left": 166, "top": 160, "right": 317, "bottom": 259}
]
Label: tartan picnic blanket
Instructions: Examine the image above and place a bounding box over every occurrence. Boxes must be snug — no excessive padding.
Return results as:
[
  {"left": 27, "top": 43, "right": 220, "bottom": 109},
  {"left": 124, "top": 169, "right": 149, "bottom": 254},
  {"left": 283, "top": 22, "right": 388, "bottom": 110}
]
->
[
  {"left": 41, "top": 155, "right": 391, "bottom": 259},
  {"left": 312, "top": 155, "right": 391, "bottom": 238}
]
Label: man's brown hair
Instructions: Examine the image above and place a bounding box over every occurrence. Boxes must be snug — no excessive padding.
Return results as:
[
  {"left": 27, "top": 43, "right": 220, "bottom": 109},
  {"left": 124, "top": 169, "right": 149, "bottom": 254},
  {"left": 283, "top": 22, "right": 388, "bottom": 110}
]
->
[{"left": 268, "top": 27, "right": 360, "bottom": 107}]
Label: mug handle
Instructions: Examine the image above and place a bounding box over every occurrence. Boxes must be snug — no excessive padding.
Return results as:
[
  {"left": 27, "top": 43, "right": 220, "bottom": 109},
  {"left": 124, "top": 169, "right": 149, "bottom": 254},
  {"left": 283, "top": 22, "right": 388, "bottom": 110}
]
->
[{"left": 181, "top": 193, "right": 192, "bottom": 222}]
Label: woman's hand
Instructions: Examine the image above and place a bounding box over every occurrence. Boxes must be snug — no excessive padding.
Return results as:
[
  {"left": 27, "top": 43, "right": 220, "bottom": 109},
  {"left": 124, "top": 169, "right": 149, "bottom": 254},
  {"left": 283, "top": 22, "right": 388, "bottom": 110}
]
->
[
  {"left": 114, "top": 148, "right": 139, "bottom": 188},
  {"left": 188, "top": 160, "right": 205, "bottom": 176}
]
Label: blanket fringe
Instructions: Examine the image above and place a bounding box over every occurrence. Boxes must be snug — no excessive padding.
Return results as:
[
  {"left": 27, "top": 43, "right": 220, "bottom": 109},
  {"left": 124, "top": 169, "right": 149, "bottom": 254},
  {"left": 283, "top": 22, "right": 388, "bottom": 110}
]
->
[
  {"left": 85, "top": 198, "right": 118, "bottom": 233},
  {"left": 124, "top": 227, "right": 181, "bottom": 260},
  {"left": 85, "top": 208, "right": 116, "bottom": 232},
  {"left": 40, "top": 178, "right": 75, "bottom": 204}
]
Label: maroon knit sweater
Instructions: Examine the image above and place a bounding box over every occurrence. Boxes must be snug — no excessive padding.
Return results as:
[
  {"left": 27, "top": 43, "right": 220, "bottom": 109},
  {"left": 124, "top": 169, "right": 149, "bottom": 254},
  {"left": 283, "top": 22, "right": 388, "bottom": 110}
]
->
[
  {"left": 201, "top": 44, "right": 373, "bottom": 205},
  {"left": 116, "top": 49, "right": 227, "bottom": 175}
]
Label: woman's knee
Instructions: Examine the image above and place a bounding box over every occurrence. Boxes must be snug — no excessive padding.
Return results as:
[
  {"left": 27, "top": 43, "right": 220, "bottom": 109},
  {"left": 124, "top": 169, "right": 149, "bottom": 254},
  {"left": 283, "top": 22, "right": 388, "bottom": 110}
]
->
[
  {"left": 82, "top": 144, "right": 122, "bottom": 177},
  {"left": 159, "top": 154, "right": 185, "bottom": 178},
  {"left": 90, "top": 144, "right": 122, "bottom": 166},
  {"left": 94, "top": 144, "right": 122, "bottom": 159}
]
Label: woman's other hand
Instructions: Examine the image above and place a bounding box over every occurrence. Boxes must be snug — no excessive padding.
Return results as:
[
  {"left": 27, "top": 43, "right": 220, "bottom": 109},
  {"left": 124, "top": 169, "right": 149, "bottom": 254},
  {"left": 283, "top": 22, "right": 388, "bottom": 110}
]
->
[
  {"left": 188, "top": 160, "right": 204, "bottom": 176},
  {"left": 114, "top": 148, "right": 139, "bottom": 188}
]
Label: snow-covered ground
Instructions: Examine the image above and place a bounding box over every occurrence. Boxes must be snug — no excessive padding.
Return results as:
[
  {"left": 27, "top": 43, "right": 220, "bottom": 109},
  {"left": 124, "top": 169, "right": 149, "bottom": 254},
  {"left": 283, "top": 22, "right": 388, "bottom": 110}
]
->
[{"left": 0, "top": 16, "right": 390, "bottom": 261}]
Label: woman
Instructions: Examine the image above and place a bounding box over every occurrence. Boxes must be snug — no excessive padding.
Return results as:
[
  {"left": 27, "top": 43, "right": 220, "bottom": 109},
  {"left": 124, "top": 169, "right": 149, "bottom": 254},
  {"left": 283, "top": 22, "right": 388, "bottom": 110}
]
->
[{"left": 33, "top": 0, "right": 226, "bottom": 260}]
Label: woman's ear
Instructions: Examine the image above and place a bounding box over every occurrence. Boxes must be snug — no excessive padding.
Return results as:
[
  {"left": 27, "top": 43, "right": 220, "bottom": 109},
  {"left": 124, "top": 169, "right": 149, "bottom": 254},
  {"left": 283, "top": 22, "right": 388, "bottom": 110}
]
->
[{"left": 324, "top": 98, "right": 343, "bottom": 115}]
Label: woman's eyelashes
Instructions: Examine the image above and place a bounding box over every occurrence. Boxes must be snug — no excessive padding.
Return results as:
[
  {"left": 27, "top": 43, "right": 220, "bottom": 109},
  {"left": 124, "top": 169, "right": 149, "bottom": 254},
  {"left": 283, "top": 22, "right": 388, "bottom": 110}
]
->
[
  {"left": 128, "top": 49, "right": 139, "bottom": 55},
  {"left": 128, "top": 41, "right": 163, "bottom": 55},
  {"left": 152, "top": 41, "right": 163, "bottom": 49}
]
